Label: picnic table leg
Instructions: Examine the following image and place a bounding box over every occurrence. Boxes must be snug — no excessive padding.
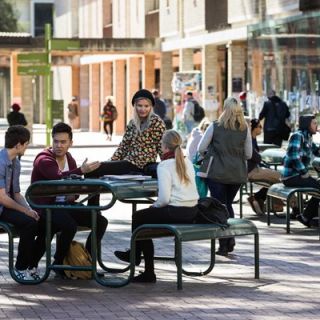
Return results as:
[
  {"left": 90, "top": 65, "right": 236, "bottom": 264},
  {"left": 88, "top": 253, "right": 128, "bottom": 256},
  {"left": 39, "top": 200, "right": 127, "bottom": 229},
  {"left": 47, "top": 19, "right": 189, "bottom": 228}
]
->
[
  {"left": 318, "top": 203, "right": 320, "bottom": 241},
  {"left": 239, "top": 185, "right": 243, "bottom": 219},
  {"left": 90, "top": 210, "right": 98, "bottom": 280},
  {"left": 266, "top": 196, "right": 271, "bottom": 226},
  {"left": 175, "top": 236, "right": 183, "bottom": 290},
  {"left": 254, "top": 233, "right": 260, "bottom": 279},
  {"left": 181, "top": 239, "right": 216, "bottom": 276},
  {"left": 286, "top": 198, "right": 291, "bottom": 234}
]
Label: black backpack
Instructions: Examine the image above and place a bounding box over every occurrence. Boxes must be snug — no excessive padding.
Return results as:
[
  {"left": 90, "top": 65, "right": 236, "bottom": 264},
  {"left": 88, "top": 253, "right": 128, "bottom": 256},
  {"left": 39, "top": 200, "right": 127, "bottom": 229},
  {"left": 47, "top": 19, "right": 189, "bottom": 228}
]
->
[
  {"left": 196, "top": 197, "right": 229, "bottom": 228},
  {"left": 192, "top": 100, "right": 205, "bottom": 122}
]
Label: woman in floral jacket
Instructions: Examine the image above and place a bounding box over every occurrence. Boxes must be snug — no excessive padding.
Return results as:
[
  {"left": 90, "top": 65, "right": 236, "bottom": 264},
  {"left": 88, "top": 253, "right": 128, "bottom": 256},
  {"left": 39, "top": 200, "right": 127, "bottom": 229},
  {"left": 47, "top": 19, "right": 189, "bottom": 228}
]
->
[{"left": 86, "top": 89, "right": 165, "bottom": 191}]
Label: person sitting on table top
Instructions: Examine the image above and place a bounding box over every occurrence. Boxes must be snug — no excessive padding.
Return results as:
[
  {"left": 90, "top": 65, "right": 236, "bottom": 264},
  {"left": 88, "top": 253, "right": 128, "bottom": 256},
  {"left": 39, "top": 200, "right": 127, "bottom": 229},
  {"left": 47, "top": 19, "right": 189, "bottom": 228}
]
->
[
  {"left": 31, "top": 122, "right": 108, "bottom": 278},
  {"left": 247, "top": 119, "right": 285, "bottom": 215},
  {"left": 0, "top": 125, "right": 41, "bottom": 281},
  {"left": 114, "top": 130, "right": 199, "bottom": 283},
  {"left": 282, "top": 114, "right": 320, "bottom": 227},
  {"left": 85, "top": 89, "right": 166, "bottom": 205}
]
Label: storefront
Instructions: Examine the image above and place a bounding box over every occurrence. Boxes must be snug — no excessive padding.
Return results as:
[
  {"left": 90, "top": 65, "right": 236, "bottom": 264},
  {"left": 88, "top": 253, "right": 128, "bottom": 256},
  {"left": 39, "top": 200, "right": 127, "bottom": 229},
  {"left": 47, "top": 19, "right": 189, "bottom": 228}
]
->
[{"left": 247, "top": 11, "right": 320, "bottom": 123}]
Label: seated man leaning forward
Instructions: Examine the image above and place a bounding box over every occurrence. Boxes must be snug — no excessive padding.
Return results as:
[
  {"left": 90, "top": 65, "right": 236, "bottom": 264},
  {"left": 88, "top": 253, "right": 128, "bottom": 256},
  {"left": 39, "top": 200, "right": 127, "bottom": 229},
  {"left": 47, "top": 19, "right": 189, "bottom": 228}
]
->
[
  {"left": 31, "top": 122, "right": 108, "bottom": 278},
  {"left": 0, "top": 126, "right": 41, "bottom": 281}
]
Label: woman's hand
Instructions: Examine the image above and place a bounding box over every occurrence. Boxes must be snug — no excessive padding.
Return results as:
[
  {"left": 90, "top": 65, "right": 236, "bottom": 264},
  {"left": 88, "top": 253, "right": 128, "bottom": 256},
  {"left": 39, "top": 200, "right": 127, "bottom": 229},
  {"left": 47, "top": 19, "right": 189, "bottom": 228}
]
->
[{"left": 81, "top": 158, "right": 101, "bottom": 174}]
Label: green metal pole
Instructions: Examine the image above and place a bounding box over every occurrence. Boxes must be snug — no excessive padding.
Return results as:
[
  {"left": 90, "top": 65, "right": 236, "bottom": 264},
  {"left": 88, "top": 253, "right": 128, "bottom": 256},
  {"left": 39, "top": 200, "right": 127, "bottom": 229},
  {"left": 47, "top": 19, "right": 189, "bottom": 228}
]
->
[{"left": 45, "top": 23, "right": 52, "bottom": 146}]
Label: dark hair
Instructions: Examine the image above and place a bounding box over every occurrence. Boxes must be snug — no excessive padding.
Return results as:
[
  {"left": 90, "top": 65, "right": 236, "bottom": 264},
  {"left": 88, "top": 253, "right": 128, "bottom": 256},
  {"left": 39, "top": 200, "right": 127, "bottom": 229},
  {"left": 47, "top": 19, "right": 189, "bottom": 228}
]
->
[
  {"left": 5, "top": 125, "right": 30, "bottom": 148},
  {"left": 250, "top": 118, "right": 261, "bottom": 132},
  {"left": 52, "top": 122, "right": 73, "bottom": 140},
  {"left": 11, "top": 103, "right": 21, "bottom": 112},
  {"left": 299, "top": 114, "right": 315, "bottom": 131}
]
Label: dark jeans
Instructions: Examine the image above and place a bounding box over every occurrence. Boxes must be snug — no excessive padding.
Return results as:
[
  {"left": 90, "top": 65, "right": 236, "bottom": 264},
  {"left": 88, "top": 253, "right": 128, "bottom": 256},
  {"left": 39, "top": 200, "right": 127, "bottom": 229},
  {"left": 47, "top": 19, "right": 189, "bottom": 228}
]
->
[
  {"left": 207, "top": 179, "right": 241, "bottom": 250},
  {"left": 34, "top": 207, "right": 108, "bottom": 265},
  {"left": 264, "top": 130, "right": 283, "bottom": 147},
  {"left": 85, "top": 160, "right": 143, "bottom": 205},
  {"left": 132, "top": 205, "right": 198, "bottom": 273},
  {"left": 0, "top": 208, "right": 38, "bottom": 270},
  {"left": 103, "top": 121, "right": 113, "bottom": 136},
  {"left": 283, "top": 175, "right": 320, "bottom": 221}
]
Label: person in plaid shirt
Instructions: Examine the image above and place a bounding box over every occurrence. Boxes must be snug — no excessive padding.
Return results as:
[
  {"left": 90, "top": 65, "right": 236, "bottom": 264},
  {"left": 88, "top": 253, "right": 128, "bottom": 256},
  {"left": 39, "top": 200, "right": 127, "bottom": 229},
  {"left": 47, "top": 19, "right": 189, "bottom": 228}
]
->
[{"left": 282, "top": 115, "right": 320, "bottom": 227}]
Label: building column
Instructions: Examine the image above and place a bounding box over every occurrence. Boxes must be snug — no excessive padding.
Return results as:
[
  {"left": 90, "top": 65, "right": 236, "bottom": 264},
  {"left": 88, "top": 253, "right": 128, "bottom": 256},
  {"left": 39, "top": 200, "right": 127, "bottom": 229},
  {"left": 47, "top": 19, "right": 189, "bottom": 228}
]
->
[
  {"left": 202, "top": 44, "right": 219, "bottom": 121},
  {"left": 127, "top": 57, "right": 140, "bottom": 122},
  {"left": 21, "top": 76, "right": 34, "bottom": 142},
  {"left": 11, "top": 53, "right": 21, "bottom": 103},
  {"left": 143, "top": 54, "right": 155, "bottom": 90},
  {"left": 102, "top": 62, "right": 112, "bottom": 101},
  {"left": 227, "top": 41, "right": 246, "bottom": 97},
  {"left": 114, "top": 59, "right": 126, "bottom": 134},
  {"left": 89, "top": 63, "right": 100, "bottom": 132},
  {"left": 71, "top": 64, "right": 80, "bottom": 129},
  {"left": 251, "top": 49, "right": 263, "bottom": 97},
  {"left": 160, "top": 51, "right": 173, "bottom": 119},
  {"left": 179, "top": 48, "right": 194, "bottom": 71},
  {"left": 79, "top": 64, "right": 89, "bottom": 129}
]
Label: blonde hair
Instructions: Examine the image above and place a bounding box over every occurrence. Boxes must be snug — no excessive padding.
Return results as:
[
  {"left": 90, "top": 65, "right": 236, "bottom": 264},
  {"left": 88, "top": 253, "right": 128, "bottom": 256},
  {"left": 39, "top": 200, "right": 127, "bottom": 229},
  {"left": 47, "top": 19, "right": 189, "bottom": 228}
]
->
[
  {"left": 218, "top": 97, "right": 247, "bottom": 131},
  {"left": 132, "top": 98, "right": 154, "bottom": 134},
  {"left": 162, "top": 130, "right": 191, "bottom": 184},
  {"left": 198, "top": 117, "right": 211, "bottom": 133}
]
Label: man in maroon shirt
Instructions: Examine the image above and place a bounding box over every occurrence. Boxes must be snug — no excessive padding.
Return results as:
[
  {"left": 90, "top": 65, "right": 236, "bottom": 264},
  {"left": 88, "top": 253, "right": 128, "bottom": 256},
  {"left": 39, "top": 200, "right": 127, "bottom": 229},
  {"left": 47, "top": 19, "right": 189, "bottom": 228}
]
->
[{"left": 31, "top": 122, "right": 108, "bottom": 278}]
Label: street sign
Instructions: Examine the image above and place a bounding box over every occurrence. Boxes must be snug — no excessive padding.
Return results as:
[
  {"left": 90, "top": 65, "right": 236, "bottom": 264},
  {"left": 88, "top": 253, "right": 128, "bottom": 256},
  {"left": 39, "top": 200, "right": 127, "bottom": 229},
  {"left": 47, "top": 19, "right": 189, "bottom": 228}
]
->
[
  {"left": 17, "top": 65, "right": 51, "bottom": 76},
  {"left": 51, "top": 39, "right": 80, "bottom": 50},
  {"left": 17, "top": 52, "right": 48, "bottom": 64}
]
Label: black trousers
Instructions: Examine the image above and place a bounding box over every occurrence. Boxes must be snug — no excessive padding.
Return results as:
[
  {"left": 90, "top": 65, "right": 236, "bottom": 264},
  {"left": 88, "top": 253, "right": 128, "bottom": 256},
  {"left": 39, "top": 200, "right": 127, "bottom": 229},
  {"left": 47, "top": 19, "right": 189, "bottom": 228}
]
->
[
  {"left": 263, "top": 130, "right": 283, "bottom": 147},
  {"left": 33, "top": 207, "right": 108, "bottom": 265},
  {"left": 103, "top": 121, "right": 113, "bottom": 136},
  {"left": 283, "top": 175, "right": 320, "bottom": 221},
  {"left": 132, "top": 205, "right": 198, "bottom": 273},
  {"left": 85, "top": 160, "right": 143, "bottom": 205},
  {"left": 0, "top": 208, "right": 38, "bottom": 270}
]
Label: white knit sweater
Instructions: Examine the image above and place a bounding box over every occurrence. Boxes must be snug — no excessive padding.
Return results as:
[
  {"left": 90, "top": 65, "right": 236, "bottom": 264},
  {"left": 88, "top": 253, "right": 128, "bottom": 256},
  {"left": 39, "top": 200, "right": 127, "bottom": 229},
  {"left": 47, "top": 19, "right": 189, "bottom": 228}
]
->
[{"left": 153, "top": 158, "right": 199, "bottom": 208}]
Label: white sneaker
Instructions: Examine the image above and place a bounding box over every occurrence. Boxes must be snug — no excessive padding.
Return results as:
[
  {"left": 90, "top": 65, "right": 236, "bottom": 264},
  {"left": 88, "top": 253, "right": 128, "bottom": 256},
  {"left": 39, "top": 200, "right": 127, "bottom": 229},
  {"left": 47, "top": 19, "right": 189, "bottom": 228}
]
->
[
  {"left": 14, "top": 268, "right": 32, "bottom": 281},
  {"left": 27, "top": 267, "right": 41, "bottom": 281}
]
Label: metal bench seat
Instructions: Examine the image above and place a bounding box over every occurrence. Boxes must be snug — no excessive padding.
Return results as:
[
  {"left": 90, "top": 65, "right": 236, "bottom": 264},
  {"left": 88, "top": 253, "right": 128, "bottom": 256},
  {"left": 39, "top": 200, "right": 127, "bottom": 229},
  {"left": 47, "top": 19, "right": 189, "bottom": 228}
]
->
[
  {"left": 129, "top": 218, "right": 259, "bottom": 290},
  {"left": 266, "top": 183, "right": 320, "bottom": 233}
]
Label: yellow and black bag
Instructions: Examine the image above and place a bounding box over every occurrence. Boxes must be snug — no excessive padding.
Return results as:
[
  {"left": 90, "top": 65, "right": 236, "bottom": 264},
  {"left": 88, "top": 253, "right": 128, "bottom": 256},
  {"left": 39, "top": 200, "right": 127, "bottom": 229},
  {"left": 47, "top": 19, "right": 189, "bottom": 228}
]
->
[{"left": 63, "top": 241, "right": 92, "bottom": 280}]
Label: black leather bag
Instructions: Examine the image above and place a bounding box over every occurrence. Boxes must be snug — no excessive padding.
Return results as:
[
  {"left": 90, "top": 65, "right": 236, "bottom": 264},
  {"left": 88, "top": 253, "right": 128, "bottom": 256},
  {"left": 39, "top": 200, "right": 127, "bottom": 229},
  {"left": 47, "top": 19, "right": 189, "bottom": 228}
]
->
[{"left": 195, "top": 197, "right": 229, "bottom": 228}]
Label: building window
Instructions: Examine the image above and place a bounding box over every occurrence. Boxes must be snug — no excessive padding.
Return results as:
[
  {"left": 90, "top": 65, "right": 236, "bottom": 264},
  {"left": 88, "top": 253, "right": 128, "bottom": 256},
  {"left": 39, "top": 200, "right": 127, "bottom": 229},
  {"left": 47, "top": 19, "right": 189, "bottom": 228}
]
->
[{"left": 34, "top": 3, "right": 54, "bottom": 36}]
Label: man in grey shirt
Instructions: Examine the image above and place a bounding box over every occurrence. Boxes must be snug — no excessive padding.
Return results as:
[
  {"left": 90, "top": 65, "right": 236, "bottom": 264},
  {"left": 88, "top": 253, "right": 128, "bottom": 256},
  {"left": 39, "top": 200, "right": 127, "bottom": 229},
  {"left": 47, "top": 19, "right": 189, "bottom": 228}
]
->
[{"left": 0, "top": 126, "right": 41, "bottom": 281}]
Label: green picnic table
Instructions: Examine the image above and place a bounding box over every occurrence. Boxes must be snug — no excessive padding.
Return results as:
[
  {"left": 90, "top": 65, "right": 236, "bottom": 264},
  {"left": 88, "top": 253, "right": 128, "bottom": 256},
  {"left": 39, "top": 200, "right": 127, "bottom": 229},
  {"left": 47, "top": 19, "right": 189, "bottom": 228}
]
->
[{"left": 25, "top": 177, "right": 158, "bottom": 287}]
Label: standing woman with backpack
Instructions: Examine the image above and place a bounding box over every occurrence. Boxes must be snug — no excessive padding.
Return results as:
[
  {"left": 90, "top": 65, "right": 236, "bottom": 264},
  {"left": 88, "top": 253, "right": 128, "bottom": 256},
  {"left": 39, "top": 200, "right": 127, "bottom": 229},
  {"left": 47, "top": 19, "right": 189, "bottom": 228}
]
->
[
  {"left": 198, "top": 97, "right": 252, "bottom": 256},
  {"left": 101, "top": 96, "right": 118, "bottom": 141},
  {"left": 114, "top": 130, "right": 199, "bottom": 283}
]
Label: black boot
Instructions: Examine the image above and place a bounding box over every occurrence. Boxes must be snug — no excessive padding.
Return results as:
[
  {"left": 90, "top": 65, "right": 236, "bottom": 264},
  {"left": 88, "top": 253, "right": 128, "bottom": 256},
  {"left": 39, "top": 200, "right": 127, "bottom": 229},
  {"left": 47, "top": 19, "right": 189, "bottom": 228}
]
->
[
  {"left": 114, "top": 250, "right": 141, "bottom": 266},
  {"left": 228, "top": 238, "right": 235, "bottom": 252}
]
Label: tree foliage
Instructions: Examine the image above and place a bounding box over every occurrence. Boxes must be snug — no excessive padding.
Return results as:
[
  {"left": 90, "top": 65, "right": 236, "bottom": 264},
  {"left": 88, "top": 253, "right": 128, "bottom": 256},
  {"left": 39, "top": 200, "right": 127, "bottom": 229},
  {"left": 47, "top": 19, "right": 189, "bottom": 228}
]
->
[{"left": 0, "top": 1, "right": 18, "bottom": 32}]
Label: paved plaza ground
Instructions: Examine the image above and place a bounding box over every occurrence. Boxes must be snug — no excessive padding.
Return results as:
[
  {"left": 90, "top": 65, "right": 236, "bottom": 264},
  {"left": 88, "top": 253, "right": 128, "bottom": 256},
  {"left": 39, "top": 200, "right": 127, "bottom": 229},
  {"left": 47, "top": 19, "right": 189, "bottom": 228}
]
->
[{"left": 0, "top": 131, "right": 319, "bottom": 320}]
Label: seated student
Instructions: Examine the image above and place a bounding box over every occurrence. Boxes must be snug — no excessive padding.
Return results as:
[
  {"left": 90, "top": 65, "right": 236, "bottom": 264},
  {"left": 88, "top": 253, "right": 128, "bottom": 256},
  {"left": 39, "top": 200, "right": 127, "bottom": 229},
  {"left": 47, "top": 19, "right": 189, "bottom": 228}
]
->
[
  {"left": 282, "top": 115, "right": 320, "bottom": 227},
  {"left": 0, "top": 126, "right": 41, "bottom": 280},
  {"left": 31, "top": 122, "right": 108, "bottom": 277},
  {"left": 114, "top": 130, "right": 199, "bottom": 283},
  {"left": 186, "top": 117, "right": 211, "bottom": 161},
  {"left": 247, "top": 119, "right": 283, "bottom": 215},
  {"left": 85, "top": 89, "right": 166, "bottom": 204}
]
